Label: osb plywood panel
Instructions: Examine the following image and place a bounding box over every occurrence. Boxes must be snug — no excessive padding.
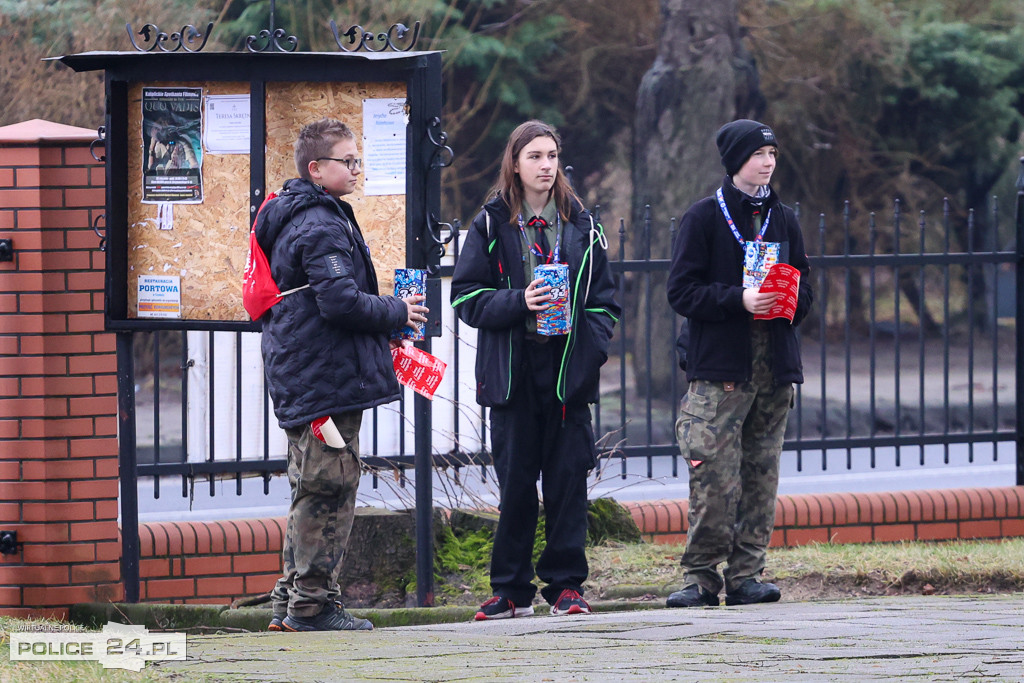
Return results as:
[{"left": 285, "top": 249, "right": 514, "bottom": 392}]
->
[
  {"left": 266, "top": 81, "right": 407, "bottom": 294},
  {"left": 126, "top": 81, "right": 250, "bottom": 321}
]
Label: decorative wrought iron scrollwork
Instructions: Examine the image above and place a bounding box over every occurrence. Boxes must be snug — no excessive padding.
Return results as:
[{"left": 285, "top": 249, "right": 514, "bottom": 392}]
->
[
  {"left": 425, "top": 213, "right": 459, "bottom": 273},
  {"left": 90, "top": 125, "right": 106, "bottom": 163},
  {"left": 93, "top": 213, "right": 106, "bottom": 252},
  {"left": 245, "top": 28, "right": 299, "bottom": 53},
  {"left": 329, "top": 21, "right": 421, "bottom": 52},
  {"left": 126, "top": 23, "right": 213, "bottom": 52},
  {"left": 426, "top": 117, "right": 454, "bottom": 169},
  {"left": 245, "top": 0, "right": 298, "bottom": 52},
  {"left": 423, "top": 117, "right": 458, "bottom": 271}
]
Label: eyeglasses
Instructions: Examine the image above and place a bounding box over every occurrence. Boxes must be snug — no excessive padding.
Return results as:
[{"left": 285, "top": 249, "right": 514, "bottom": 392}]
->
[{"left": 317, "top": 157, "right": 363, "bottom": 171}]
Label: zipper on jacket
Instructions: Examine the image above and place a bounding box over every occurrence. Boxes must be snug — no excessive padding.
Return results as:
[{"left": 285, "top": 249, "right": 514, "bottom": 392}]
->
[
  {"left": 556, "top": 225, "right": 603, "bottom": 404},
  {"left": 500, "top": 236, "right": 513, "bottom": 403},
  {"left": 504, "top": 327, "right": 513, "bottom": 403}
]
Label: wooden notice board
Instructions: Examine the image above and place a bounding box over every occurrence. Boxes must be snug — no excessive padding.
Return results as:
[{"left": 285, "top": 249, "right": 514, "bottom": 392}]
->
[{"left": 124, "top": 79, "right": 407, "bottom": 323}]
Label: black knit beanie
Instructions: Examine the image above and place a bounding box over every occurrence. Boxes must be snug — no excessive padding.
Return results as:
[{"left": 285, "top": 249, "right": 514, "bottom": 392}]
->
[{"left": 716, "top": 119, "right": 778, "bottom": 176}]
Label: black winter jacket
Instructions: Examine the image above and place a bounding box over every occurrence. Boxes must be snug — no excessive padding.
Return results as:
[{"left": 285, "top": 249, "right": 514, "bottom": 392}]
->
[
  {"left": 666, "top": 178, "right": 813, "bottom": 385},
  {"left": 254, "top": 178, "right": 407, "bottom": 429},
  {"left": 451, "top": 196, "right": 620, "bottom": 407}
]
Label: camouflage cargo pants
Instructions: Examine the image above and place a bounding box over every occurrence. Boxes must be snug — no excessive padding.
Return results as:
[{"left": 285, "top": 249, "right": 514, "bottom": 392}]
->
[
  {"left": 675, "top": 323, "right": 794, "bottom": 595},
  {"left": 270, "top": 411, "right": 362, "bottom": 618}
]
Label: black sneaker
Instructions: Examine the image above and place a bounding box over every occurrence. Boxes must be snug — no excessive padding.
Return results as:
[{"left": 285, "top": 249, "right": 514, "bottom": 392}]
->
[
  {"left": 474, "top": 596, "right": 534, "bottom": 621},
  {"left": 271, "top": 599, "right": 341, "bottom": 631},
  {"left": 282, "top": 603, "right": 373, "bottom": 631},
  {"left": 725, "top": 579, "right": 781, "bottom": 606},
  {"left": 550, "top": 589, "right": 592, "bottom": 616},
  {"left": 666, "top": 584, "right": 720, "bottom": 608}
]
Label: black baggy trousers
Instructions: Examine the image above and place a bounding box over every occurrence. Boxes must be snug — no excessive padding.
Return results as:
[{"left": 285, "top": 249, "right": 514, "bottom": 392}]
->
[{"left": 487, "top": 337, "right": 596, "bottom": 606}]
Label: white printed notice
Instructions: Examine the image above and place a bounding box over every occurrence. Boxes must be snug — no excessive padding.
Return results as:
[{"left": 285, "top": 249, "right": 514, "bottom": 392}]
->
[
  {"left": 203, "top": 94, "right": 250, "bottom": 154},
  {"left": 362, "top": 98, "right": 407, "bottom": 196},
  {"left": 138, "top": 275, "right": 181, "bottom": 319}
]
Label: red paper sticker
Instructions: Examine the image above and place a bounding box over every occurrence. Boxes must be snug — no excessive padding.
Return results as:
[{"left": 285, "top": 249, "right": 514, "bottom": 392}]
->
[
  {"left": 391, "top": 346, "right": 447, "bottom": 399},
  {"left": 754, "top": 263, "right": 800, "bottom": 323}
]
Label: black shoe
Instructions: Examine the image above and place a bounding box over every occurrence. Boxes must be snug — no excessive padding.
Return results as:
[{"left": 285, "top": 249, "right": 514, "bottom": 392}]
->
[
  {"left": 272, "top": 599, "right": 341, "bottom": 631},
  {"left": 725, "top": 579, "right": 781, "bottom": 606},
  {"left": 474, "top": 596, "right": 534, "bottom": 621},
  {"left": 666, "top": 584, "right": 719, "bottom": 608},
  {"left": 282, "top": 603, "right": 373, "bottom": 631}
]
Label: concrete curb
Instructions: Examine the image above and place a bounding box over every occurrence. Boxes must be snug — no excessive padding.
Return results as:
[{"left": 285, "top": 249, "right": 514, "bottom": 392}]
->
[{"left": 69, "top": 597, "right": 664, "bottom": 633}]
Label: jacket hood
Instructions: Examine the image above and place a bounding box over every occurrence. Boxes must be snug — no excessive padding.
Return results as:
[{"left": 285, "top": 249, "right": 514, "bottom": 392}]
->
[{"left": 256, "top": 178, "right": 351, "bottom": 256}]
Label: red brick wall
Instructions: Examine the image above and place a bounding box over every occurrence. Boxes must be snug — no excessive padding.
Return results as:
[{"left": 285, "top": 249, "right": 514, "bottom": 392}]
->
[
  {"left": 138, "top": 518, "right": 285, "bottom": 605},
  {"left": 623, "top": 486, "right": 1024, "bottom": 547},
  {"left": 123, "top": 487, "right": 1024, "bottom": 607},
  {"left": 0, "top": 123, "right": 121, "bottom": 619}
]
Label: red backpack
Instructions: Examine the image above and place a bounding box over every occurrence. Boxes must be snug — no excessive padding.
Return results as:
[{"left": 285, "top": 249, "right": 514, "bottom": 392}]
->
[{"left": 242, "top": 192, "right": 281, "bottom": 320}]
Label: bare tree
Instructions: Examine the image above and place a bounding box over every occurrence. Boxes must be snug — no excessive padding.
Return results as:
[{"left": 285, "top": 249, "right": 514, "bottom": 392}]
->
[{"left": 630, "top": 0, "right": 764, "bottom": 397}]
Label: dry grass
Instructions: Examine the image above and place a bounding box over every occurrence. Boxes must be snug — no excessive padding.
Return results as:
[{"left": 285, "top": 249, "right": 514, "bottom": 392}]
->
[{"left": 585, "top": 537, "right": 1024, "bottom": 598}]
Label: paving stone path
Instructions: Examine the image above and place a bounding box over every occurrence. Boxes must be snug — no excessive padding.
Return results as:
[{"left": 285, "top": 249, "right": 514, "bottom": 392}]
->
[{"left": 154, "top": 594, "right": 1024, "bottom": 681}]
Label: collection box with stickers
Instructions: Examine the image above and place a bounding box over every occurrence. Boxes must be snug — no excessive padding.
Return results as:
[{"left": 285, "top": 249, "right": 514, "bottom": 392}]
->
[
  {"left": 392, "top": 268, "right": 426, "bottom": 341},
  {"left": 534, "top": 263, "right": 571, "bottom": 336}
]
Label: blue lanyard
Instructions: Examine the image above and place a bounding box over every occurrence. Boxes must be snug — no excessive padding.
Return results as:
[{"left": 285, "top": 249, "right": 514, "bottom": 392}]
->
[
  {"left": 516, "top": 212, "right": 561, "bottom": 264},
  {"left": 716, "top": 188, "right": 771, "bottom": 246}
]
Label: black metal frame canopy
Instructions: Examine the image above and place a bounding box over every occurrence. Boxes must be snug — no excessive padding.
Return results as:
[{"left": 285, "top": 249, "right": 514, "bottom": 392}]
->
[{"left": 56, "top": 47, "right": 448, "bottom": 607}]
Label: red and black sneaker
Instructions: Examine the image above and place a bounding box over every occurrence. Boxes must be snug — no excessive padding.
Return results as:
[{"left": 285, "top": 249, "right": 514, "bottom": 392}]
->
[
  {"left": 550, "top": 589, "right": 592, "bottom": 616},
  {"left": 474, "top": 595, "right": 534, "bottom": 621}
]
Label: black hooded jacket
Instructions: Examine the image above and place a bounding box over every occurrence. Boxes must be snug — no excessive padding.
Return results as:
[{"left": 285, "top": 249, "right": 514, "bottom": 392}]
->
[
  {"left": 450, "top": 195, "right": 620, "bottom": 407},
  {"left": 667, "top": 178, "right": 813, "bottom": 385},
  {"left": 254, "top": 178, "right": 407, "bottom": 429}
]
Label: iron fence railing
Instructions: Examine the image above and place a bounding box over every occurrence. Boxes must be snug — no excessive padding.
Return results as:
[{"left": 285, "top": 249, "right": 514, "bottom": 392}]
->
[
  {"left": 120, "top": 175, "right": 1024, "bottom": 601},
  {"left": 127, "top": 195, "right": 1021, "bottom": 488}
]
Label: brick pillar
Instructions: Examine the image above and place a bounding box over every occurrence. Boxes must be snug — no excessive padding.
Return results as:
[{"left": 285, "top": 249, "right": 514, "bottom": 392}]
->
[{"left": 0, "top": 119, "right": 122, "bottom": 619}]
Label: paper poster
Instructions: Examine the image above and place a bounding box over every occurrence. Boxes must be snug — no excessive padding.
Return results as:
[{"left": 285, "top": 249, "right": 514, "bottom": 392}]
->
[
  {"left": 203, "top": 94, "right": 250, "bottom": 154},
  {"left": 137, "top": 275, "right": 182, "bottom": 318},
  {"left": 142, "top": 88, "right": 204, "bottom": 203},
  {"left": 362, "top": 98, "right": 407, "bottom": 196}
]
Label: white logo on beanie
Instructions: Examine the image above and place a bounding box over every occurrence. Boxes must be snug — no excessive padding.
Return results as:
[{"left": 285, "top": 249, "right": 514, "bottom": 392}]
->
[{"left": 760, "top": 127, "right": 775, "bottom": 142}]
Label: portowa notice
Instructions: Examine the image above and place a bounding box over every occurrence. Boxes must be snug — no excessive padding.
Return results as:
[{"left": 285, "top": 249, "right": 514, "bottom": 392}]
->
[{"left": 138, "top": 275, "right": 181, "bottom": 318}]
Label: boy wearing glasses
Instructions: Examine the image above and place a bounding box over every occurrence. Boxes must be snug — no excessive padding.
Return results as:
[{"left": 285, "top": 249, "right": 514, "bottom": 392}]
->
[{"left": 254, "top": 118, "right": 427, "bottom": 631}]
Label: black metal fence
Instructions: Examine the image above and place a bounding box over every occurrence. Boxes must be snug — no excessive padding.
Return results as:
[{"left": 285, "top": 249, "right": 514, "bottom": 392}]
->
[
  {"left": 595, "top": 195, "right": 1020, "bottom": 477},
  {"left": 120, "top": 172, "right": 1024, "bottom": 602}
]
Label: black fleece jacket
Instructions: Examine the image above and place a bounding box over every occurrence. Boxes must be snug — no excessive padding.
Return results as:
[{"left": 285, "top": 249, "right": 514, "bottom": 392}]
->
[
  {"left": 667, "top": 178, "right": 813, "bottom": 385},
  {"left": 450, "top": 195, "right": 620, "bottom": 407},
  {"left": 254, "top": 178, "right": 407, "bottom": 429}
]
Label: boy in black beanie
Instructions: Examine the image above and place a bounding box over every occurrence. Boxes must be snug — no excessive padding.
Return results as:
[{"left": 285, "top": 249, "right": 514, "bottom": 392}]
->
[{"left": 664, "top": 119, "right": 813, "bottom": 608}]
